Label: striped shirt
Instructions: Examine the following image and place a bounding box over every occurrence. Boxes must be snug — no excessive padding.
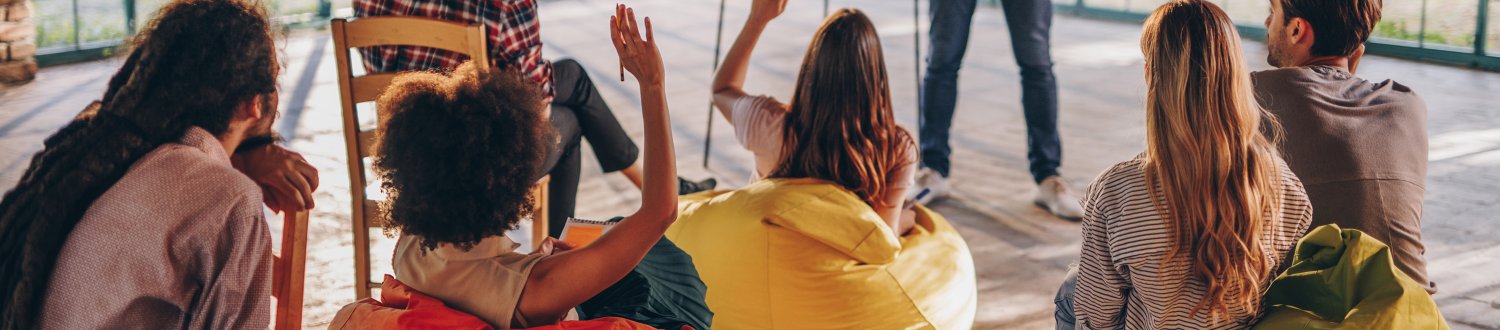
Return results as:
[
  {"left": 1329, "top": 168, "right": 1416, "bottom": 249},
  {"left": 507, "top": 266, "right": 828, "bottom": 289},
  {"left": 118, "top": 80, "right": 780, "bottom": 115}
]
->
[{"left": 1073, "top": 156, "right": 1312, "bottom": 329}]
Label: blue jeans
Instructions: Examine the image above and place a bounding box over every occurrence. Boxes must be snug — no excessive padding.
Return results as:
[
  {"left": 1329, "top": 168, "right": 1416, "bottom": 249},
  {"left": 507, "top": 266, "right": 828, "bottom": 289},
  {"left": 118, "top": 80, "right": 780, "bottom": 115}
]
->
[
  {"left": 1054, "top": 266, "right": 1078, "bottom": 330},
  {"left": 921, "top": 0, "right": 1061, "bottom": 183}
]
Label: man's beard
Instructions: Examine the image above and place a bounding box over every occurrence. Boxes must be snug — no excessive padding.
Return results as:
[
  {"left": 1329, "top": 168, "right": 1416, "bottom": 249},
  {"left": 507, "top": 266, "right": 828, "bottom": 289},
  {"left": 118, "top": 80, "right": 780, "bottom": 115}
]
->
[
  {"left": 235, "top": 95, "right": 281, "bottom": 153},
  {"left": 1265, "top": 37, "right": 1286, "bottom": 67}
]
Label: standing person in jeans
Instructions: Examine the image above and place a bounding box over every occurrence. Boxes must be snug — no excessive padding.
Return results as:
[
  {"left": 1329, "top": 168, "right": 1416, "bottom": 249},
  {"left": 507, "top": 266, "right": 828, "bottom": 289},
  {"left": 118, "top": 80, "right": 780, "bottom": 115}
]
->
[
  {"left": 354, "top": 0, "right": 714, "bottom": 237},
  {"left": 1256, "top": 0, "right": 1434, "bottom": 293},
  {"left": 914, "top": 0, "right": 1081, "bottom": 219}
]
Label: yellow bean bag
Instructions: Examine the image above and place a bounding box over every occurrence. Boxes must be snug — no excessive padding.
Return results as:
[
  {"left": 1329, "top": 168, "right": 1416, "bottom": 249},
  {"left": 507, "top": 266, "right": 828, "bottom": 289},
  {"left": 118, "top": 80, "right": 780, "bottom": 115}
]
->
[{"left": 665, "top": 178, "right": 977, "bottom": 330}]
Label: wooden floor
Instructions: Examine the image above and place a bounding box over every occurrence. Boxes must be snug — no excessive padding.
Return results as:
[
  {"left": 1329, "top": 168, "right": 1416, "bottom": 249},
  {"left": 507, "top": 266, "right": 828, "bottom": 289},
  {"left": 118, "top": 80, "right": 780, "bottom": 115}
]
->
[{"left": 3, "top": 0, "right": 1499, "bottom": 328}]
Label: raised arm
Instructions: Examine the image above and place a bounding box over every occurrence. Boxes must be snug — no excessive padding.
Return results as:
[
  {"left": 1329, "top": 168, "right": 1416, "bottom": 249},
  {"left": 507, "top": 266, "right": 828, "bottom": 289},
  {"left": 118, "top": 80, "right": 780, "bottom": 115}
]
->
[
  {"left": 710, "top": 0, "right": 788, "bottom": 122},
  {"left": 515, "top": 5, "right": 678, "bottom": 324}
]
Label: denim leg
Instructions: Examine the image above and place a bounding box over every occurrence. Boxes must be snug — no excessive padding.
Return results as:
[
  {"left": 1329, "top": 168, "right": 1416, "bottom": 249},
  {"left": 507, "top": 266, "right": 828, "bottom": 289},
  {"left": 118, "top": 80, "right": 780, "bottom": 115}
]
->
[
  {"left": 1001, "top": 0, "right": 1062, "bottom": 183},
  {"left": 920, "top": 0, "right": 978, "bottom": 178},
  {"left": 1054, "top": 266, "right": 1079, "bottom": 330}
]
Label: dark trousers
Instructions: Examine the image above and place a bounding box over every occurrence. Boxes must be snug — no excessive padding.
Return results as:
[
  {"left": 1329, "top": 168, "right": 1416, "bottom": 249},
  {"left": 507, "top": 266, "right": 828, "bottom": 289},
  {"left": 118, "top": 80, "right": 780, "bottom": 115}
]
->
[
  {"left": 921, "top": 0, "right": 1061, "bottom": 183},
  {"left": 1053, "top": 266, "right": 1078, "bottom": 330},
  {"left": 535, "top": 59, "right": 640, "bottom": 237}
]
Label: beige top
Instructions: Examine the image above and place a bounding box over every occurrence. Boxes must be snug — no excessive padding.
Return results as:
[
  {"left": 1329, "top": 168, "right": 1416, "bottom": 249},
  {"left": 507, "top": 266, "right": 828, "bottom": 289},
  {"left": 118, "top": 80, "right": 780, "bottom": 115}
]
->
[
  {"left": 40, "top": 127, "right": 272, "bottom": 329},
  {"left": 394, "top": 234, "right": 546, "bottom": 329}
]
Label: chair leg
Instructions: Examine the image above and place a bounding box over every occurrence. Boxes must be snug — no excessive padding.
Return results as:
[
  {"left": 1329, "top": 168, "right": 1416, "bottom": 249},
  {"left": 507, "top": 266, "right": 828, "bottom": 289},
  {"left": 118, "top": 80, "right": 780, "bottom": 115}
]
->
[
  {"left": 274, "top": 211, "right": 310, "bottom": 330},
  {"left": 532, "top": 176, "right": 550, "bottom": 249},
  {"left": 353, "top": 202, "right": 372, "bottom": 300}
]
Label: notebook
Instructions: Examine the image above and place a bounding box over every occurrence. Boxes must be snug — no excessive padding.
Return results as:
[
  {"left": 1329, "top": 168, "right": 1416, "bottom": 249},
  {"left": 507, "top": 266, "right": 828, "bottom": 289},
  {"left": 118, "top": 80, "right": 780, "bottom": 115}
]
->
[{"left": 560, "top": 217, "right": 617, "bottom": 247}]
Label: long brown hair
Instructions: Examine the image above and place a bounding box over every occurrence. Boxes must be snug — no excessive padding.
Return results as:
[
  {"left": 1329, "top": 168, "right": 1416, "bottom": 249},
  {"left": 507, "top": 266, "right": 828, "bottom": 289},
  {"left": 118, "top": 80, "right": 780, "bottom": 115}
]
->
[
  {"left": 1140, "top": 0, "right": 1286, "bottom": 320},
  {"left": 767, "top": 8, "right": 911, "bottom": 208},
  {"left": 0, "top": 0, "right": 278, "bottom": 327}
]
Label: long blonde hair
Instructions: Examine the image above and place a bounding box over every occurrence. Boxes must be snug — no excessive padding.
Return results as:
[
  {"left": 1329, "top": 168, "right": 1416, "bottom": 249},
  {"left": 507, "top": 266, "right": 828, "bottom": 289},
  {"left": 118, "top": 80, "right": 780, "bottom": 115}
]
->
[{"left": 1141, "top": 0, "right": 1286, "bottom": 320}]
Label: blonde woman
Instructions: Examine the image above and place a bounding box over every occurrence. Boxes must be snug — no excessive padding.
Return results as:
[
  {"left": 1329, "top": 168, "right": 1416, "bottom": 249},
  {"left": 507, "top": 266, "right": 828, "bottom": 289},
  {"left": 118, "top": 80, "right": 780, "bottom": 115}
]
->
[{"left": 1054, "top": 1, "right": 1313, "bottom": 329}]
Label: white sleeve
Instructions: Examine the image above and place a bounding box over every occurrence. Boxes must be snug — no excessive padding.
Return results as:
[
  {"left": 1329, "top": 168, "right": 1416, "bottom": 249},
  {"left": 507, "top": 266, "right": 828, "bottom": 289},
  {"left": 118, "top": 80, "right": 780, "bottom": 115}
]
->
[{"left": 731, "top": 94, "right": 787, "bottom": 155}]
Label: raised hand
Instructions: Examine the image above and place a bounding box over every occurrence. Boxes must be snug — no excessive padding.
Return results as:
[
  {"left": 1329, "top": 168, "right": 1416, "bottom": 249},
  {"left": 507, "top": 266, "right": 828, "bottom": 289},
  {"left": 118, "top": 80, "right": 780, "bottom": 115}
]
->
[
  {"left": 749, "top": 0, "right": 789, "bottom": 23},
  {"left": 610, "top": 4, "right": 663, "bottom": 86}
]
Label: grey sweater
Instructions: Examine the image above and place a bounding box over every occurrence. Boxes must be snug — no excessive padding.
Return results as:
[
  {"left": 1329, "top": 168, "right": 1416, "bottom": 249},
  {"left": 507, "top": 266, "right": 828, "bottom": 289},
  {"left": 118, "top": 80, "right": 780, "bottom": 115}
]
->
[{"left": 1253, "top": 65, "right": 1433, "bottom": 293}]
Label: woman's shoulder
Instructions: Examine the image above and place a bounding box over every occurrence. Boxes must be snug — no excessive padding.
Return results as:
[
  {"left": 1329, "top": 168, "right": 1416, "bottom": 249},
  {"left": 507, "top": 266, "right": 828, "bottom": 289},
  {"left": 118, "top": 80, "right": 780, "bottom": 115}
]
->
[{"left": 1088, "top": 157, "right": 1151, "bottom": 199}]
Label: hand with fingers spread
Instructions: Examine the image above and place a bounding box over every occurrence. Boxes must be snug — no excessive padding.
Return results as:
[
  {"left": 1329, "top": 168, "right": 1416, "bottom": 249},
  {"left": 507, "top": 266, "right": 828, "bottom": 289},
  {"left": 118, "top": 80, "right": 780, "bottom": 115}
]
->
[
  {"left": 610, "top": 4, "right": 664, "bottom": 87},
  {"left": 749, "top": 0, "right": 789, "bottom": 23},
  {"left": 232, "top": 144, "right": 320, "bottom": 213}
]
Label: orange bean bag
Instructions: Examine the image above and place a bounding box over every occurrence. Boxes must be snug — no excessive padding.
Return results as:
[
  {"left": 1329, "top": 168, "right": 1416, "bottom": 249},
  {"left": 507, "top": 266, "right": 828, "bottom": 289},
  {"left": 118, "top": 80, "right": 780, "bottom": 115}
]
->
[{"left": 329, "top": 275, "right": 661, "bottom": 330}]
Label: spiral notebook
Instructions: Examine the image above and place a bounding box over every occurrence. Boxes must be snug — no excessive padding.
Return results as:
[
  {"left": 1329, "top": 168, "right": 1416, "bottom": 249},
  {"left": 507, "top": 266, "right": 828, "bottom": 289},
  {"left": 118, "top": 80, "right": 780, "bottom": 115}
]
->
[{"left": 560, "top": 217, "right": 617, "bottom": 247}]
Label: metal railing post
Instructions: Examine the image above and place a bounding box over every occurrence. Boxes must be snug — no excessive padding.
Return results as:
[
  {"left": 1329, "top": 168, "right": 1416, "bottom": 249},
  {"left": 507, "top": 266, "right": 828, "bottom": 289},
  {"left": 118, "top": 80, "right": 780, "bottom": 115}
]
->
[
  {"left": 1477, "top": 0, "right": 1490, "bottom": 56},
  {"left": 1419, "top": 0, "right": 1429, "bottom": 48},
  {"left": 125, "top": 0, "right": 137, "bottom": 34},
  {"left": 71, "top": 0, "right": 81, "bottom": 50}
]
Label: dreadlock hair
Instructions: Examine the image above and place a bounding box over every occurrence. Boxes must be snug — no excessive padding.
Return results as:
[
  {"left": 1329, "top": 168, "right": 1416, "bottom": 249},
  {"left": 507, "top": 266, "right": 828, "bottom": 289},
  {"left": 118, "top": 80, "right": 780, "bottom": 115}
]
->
[{"left": 0, "top": 0, "right": 278, "bottom": 327}]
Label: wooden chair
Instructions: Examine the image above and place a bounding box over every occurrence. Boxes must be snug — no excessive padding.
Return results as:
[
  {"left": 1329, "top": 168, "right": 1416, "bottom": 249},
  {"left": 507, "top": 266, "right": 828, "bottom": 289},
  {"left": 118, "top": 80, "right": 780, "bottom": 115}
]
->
[
  {"left": 331, "top": 16, "right": 551, "bottom": 300},
  {"left": 272, "top": 211, "right": 311, "bottom": 329}
]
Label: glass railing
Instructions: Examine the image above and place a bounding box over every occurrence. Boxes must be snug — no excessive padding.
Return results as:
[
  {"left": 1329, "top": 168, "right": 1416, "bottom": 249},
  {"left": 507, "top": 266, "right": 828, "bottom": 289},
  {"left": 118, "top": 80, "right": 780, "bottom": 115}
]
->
[
  {"left": 35, "top": 0, "right": 1500, "bottom": 70},
  {"left": 35, "top": 0, "right": 346, "bottom": 65},
  {"left": 1049, "top": 0, "right": 1499, "bottom": 70}
]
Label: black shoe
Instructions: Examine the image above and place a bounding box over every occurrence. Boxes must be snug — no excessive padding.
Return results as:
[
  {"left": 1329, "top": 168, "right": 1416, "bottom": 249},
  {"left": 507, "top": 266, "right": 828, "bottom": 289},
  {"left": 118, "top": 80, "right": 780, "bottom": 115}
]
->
[{"left": 678, "top": 177, "right": 717, "bottom": 195}]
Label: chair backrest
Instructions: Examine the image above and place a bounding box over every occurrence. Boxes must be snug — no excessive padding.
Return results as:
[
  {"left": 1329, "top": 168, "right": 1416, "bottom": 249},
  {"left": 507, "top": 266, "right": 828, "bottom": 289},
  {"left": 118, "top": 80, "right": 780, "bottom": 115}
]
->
[
  {"left": 272, "top": 211, "right": 310, "bottom": 330},
  {"left": 330, "top": 16, "right": 490, "bottom": 301}
]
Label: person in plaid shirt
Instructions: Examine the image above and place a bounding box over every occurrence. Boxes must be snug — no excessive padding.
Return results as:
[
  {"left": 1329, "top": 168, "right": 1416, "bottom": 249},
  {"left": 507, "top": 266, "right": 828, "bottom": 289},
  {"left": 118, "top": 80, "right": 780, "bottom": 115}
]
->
[{"left": 355, "top": 0, "right": 715, "bottom": 235}]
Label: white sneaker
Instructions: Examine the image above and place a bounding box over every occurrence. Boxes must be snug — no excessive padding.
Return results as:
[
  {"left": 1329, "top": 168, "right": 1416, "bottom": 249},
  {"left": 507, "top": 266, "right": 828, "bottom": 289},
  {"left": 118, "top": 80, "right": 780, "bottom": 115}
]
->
[
  {"left": 1035, "top": 176, "right": 1083, "bottom": 220},
  {"left": 907, "top": 167, "right": 950, "bottom": 205}
]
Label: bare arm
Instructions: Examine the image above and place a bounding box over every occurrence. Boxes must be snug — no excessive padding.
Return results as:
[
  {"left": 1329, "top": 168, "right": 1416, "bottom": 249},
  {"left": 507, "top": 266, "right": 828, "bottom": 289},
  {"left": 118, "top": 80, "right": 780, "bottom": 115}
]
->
[
  {"left": 231, "top": 144, "right": 319, "bottom": 213},
  {"left": 515, "top": 5, "right": 678, "bottom": 324},
  {"left": 875, "top": 186, "right": 912, "bottom": 237},
  {"left": 710, "top": 0, "right": 788, "bottom": 122},
  {"left": 877, "top": 138, "right": 919, "bottom": 236}
]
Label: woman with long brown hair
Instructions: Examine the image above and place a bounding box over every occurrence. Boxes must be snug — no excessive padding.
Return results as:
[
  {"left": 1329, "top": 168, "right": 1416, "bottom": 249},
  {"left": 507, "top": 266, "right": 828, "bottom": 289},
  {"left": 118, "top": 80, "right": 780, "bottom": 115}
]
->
[
  {"left": 1054, "top": 1, "right": 1312, "bottom": 328},
  {"left": 711, "top": 0, "right": 917, "bottom": 236}
]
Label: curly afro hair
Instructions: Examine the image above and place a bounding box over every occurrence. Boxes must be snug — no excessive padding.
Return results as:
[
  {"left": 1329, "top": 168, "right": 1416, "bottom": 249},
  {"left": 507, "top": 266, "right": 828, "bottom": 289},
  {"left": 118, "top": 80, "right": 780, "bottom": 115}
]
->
[{"left": 372, "top": 61, "right": 553, "bottom": 251}]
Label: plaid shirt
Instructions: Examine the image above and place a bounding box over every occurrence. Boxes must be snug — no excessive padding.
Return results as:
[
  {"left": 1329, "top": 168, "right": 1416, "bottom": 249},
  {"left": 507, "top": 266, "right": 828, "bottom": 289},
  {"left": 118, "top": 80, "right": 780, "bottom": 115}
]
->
[{"left": 354, "top": 0, "right": 554, "bottom": 98}]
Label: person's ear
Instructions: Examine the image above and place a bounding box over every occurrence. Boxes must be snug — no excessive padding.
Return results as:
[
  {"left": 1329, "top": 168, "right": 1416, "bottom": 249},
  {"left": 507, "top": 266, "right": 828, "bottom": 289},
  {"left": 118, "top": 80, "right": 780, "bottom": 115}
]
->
[
  {"left": 236, "top": 95, "right": 266, "bottom": 122},
  {"left": 1289, "top": 17, "right": 1313, "bottom": 46},
  {"left": 1349, "top": 44, "right": 1365, "bottom": 74}
]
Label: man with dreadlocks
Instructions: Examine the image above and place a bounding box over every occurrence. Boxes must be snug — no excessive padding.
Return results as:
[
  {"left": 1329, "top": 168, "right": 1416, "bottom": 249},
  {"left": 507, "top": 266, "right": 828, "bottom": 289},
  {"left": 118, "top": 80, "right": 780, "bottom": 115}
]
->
[{"left": 0, "top": 0, "right": 309, "bottom": 328}]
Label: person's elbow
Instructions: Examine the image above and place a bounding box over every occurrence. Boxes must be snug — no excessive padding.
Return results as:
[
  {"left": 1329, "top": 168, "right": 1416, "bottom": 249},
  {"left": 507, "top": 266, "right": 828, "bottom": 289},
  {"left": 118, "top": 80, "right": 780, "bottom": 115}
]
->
[
  {"left": 711, "top": 87, "right": 738, "bottom": 105},
  {"left": 710, "top": 88, "right": 742, "bottom": 116},
  {"left": 632, "top": 202, "right": 679, "bottom": 228}
]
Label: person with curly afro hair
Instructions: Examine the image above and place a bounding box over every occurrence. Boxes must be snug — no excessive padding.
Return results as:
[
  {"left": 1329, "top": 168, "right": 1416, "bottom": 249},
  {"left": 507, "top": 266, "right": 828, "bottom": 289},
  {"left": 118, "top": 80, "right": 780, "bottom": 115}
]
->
[
  {"left": 373, "top": 6, "right": 684, "bottom": 328},
  {"left": 354, "top": 0, "right": 716, "bottom": 240}
]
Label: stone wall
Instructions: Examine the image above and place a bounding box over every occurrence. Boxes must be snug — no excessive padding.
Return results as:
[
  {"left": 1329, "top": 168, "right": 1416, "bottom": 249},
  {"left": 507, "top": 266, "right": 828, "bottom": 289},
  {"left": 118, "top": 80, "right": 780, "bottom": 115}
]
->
[{"left": 0, "top": 0, "right": 36, "bottom": 84}]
